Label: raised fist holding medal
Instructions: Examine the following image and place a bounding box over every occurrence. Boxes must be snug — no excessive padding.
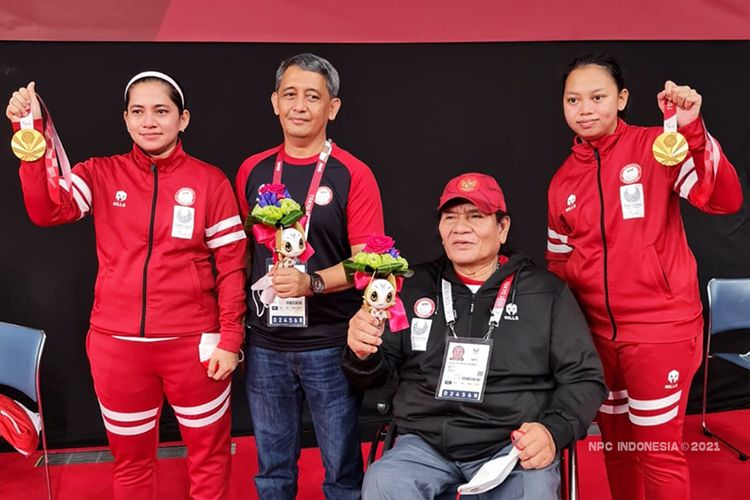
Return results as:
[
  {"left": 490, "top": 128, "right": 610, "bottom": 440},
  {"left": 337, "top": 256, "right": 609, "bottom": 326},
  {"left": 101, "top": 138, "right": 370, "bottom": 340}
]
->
[
  {"left": 652, "top": 80, "right": 702, "bottom": 166},
  {"left": 6, "top": 81, "right": 46, "bottom": 161}
]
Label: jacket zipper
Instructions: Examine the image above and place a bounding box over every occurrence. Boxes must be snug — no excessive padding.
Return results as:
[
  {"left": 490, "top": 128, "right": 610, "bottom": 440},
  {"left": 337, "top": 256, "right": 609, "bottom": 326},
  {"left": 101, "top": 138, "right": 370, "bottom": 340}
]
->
[
  {"left": 139, "top": 164, "right": 159, "bottom": 337},
  {"left": 594, "top": 148, "right": 617, "bottom": 340},
  {"left": 467, "top": 292, "right": 477, "bottom": 335}
]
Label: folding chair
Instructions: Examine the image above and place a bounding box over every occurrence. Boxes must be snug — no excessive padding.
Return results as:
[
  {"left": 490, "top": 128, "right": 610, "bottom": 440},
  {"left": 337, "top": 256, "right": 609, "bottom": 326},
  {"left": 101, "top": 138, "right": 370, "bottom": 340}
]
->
[
  {"left": 701, "top": 278, "right": 750, "bottom": 461},
  {"left": 0, "top": 321, "right": 52, "bottom": 498},
  {"left": 366, "top": 398, "right": 579, "bottom": 499}
]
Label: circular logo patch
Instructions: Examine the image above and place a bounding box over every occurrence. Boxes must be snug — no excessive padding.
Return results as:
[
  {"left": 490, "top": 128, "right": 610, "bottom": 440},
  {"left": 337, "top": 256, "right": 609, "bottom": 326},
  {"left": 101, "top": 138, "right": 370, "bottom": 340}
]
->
[
  {"left": 414, "top": 298, "right": 436, "bottom": 318},
  {"left": 175, "top": 187, "right": 196, "bottom": 206},
  {"left": 619, "top": 164, "right": 642, "bottom": 184},
  {"left": 315, "top": 186, "right": 333, "bottom": 206}
]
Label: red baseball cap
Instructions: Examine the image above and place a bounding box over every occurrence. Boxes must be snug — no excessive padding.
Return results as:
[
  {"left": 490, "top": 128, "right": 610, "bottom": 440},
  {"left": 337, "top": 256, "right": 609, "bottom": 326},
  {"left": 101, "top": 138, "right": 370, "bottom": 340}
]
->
[{"left": 438, "top": 173, "right": 507, "bottom": 214}]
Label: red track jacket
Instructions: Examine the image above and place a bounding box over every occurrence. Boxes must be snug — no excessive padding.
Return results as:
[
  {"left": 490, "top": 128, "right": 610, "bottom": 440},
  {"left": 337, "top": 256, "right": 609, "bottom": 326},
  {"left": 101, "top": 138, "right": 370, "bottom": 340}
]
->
[
  {"left": 16, "top": 121, "right": 247, "bottom": 352},
  {"left": 547, "top": 118, "right": 743, "bottom": 343}
]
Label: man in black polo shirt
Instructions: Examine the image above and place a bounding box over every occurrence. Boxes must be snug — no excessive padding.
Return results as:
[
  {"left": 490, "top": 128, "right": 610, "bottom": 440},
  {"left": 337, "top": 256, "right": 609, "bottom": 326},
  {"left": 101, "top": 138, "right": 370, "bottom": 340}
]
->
[{"left": 235, "top": 53, "right": 383, "bottom": 499}]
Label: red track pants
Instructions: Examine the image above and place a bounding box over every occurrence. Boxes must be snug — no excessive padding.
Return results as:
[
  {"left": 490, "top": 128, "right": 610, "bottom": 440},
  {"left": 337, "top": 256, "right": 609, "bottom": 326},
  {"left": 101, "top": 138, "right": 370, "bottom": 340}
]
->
[
  {"left": 87, "top": 330, "right": 232, "bottom": 500},
  {"left": 594, "top": 332, "right": 702, "bottom": 500}
]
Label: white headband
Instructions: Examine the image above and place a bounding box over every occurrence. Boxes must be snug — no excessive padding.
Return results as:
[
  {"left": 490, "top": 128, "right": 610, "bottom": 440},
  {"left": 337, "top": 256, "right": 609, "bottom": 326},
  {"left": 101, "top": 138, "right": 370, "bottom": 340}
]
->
[{"left": 124, "top": 71, "right": 185, "bottom": 108}]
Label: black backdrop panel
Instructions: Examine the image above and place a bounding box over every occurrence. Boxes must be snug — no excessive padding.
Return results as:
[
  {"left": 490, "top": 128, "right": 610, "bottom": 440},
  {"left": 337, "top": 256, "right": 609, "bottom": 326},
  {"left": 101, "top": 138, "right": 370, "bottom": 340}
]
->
[{"left": 1, "top": 41, "right": 749, "bottom": 449}]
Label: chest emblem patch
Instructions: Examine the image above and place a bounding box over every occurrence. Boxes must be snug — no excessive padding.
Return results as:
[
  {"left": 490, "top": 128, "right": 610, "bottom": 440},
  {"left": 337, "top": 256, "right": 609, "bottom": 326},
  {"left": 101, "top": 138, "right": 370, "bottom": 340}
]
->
[
  {"left": 414, "top": 298, "right": 436, "bottom": 318},
  {"left": 113, "top": 190, "right": 127, "bottom": 208},
  {"left": 620, "top": 164, "right": 642, "bottom": 184},
  {"left": 315, "top": 186, "right": 333, "bottom": 206},
  {"left": 175, "top": 187, "right": 196, "bottom": 207},
  {"left": 565, "top": 193, "right": 577, "bottom": 213}
]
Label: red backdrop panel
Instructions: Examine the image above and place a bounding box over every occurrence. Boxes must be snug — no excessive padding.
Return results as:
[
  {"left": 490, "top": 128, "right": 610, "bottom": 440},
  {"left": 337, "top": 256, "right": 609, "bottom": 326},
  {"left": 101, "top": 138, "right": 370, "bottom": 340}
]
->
[{"left": 2, "top": 0, "right": 750, "bottom": 42}]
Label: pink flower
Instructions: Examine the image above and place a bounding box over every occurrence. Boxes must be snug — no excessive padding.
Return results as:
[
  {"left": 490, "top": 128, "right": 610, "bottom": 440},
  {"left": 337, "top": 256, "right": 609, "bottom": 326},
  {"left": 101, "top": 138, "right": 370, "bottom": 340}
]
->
[
  {"left": 365, "top": 235, "right": 395, "bottom": 254},
  {"left": 259, "top": 183, "right": 288, "bottom": 197}
]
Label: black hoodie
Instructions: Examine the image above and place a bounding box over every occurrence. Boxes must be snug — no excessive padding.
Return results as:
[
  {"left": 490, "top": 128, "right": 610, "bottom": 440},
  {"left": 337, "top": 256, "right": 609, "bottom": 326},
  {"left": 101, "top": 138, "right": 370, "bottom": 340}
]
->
[{"left": 342, "top": 253, "right": 607, "bottom": 461}]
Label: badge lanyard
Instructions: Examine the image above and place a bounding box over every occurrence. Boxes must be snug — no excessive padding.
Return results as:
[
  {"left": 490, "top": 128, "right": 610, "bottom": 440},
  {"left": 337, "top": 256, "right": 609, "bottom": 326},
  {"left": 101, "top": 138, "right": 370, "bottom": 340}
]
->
[
  {"left": 272, "top": 139, "right": 332, "bottom": 239},
  {"left": 441, "top": 273, "right": 515, "bottom": 340}
]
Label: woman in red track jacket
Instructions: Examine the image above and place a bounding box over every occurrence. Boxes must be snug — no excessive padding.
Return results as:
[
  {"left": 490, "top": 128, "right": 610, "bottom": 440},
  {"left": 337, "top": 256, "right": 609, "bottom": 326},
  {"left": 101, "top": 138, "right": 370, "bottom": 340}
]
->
[
  {"left": 546, "top": 54, "right": 742, "bottom": 500},
  {"left": 6, "top": 72, "right": 246, "bottom": 500}
]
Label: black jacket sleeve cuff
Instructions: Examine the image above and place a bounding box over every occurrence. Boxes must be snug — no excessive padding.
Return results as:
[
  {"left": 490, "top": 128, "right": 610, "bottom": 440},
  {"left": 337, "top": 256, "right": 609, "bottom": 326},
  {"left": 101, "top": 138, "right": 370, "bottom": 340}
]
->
[
  {"left": 341, "top": 347, "right": 388, "bottom": 390},
  {"left": 539, "top": 411, "right": 575, "bottom": 453}
]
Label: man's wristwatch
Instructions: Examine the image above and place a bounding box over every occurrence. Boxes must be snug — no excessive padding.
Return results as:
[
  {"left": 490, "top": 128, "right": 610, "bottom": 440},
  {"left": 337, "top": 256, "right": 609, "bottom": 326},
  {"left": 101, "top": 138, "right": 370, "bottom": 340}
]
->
[{"left": 309, "top": 272, "right": 325, "bottom": 296}]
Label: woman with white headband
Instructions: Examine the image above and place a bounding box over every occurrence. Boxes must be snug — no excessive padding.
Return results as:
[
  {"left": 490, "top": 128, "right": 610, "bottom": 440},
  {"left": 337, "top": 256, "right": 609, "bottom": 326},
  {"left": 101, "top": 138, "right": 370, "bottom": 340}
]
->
[{"left": 6, "top": 72, "right": 247, "bottom": 499}]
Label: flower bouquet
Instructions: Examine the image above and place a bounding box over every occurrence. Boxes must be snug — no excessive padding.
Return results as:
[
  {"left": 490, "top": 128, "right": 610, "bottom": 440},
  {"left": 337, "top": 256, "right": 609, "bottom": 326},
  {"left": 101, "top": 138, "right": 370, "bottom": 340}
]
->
[
  {"left": 344, "top": 235, "right": 412, "bottom": 332},
  {"left": 246, "top": 183, "right": 314, "bottom": 307}
]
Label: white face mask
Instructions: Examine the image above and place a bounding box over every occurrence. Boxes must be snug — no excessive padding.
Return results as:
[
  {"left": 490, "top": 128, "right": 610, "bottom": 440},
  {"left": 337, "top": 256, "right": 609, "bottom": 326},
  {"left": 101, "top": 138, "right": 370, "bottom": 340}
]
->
[{"left": 457, "top": 446, "right": 520, "bottom": 495}]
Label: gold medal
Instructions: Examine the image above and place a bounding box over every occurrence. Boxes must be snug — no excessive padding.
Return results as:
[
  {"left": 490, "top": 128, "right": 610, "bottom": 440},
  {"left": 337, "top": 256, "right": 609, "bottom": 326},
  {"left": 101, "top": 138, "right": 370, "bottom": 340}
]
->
[
  {"left": 11, "top": 128, "right": 46, "bottom": 161},
  {"left": 652, "top": 131, "right": 688, "bottom": 166}
]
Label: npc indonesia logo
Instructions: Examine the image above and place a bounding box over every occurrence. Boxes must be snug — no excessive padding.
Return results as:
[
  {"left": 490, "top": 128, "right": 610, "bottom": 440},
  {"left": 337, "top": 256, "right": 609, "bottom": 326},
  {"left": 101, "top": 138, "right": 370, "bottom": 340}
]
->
[
  {"left": 620, "top": 163, "right": 642, "bottom": 184},
  {"left": 315, "top": 186, "right": 333, "bottom": 206},
  {"left": 175, "top": 187, "right": 196, "bottom": 206},
  {"left": 414, "top": 298, "right": 436, "bottom": 318}
]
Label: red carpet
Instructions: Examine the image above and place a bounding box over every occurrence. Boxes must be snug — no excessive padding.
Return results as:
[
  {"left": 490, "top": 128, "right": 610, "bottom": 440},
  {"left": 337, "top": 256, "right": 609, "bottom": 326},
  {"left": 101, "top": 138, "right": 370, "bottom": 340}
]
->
[{"left": 1, "top": 410, "right": 748, "bottom": 499}]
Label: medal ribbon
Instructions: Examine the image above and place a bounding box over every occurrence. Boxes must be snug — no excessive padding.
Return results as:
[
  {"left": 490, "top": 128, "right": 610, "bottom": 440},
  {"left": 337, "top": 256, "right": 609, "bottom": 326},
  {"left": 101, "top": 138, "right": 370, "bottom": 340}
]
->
[
  {"left": 18, "top": 109, "right": 34, "bottom": 131},
  {"left": 272, "top": 139, "right": 332, "bottom": 238},
  {"left": 38, "top": 97, "right": 72, "bottom": 205},
  {"left": 663, "top": 100, "right": 678, "bottom": 133}
]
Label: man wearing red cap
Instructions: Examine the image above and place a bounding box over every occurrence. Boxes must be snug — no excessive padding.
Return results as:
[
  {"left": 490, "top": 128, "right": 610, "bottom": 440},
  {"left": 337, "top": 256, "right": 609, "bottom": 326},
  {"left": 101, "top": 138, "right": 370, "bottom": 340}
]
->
[{"left": 343, "top": 173, "right": 606, "bottom": 499}]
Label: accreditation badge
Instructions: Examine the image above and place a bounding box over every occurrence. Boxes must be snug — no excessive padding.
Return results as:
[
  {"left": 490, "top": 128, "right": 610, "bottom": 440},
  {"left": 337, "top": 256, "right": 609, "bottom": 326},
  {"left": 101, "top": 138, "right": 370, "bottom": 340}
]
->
[
  {"left": 410, "top": 318, "right": 432, "bottom": 351},
  {"left": 171, "top": 205, "right": 195, "bottom": 239},
  {"left": 620, "top": 183, "right": 645, "bottom": 219},
  {"left": 435, "top": 337, "right": 492, "bottom": 403},
  {"left": 266, "top": 258, "right": 308, "bottom": 328}
]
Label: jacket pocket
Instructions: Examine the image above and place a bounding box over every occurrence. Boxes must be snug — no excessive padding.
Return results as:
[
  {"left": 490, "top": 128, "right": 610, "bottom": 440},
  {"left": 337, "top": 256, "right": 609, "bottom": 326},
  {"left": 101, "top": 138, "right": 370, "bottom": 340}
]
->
[
  {"left": 646, "top": 245, "right": 672, "bottom": 299},
  {"left": 93, "top": 265, "right": 112, "bottom": 311},
  {"left": 188, "top": 259, "right": 213, "bottom": 310}
]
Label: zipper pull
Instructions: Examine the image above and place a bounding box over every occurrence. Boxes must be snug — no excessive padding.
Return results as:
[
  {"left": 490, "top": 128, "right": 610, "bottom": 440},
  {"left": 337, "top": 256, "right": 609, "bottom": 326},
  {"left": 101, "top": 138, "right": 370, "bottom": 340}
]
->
[{"left": 469, "top": 294, "right": 476, "bottom": 314}]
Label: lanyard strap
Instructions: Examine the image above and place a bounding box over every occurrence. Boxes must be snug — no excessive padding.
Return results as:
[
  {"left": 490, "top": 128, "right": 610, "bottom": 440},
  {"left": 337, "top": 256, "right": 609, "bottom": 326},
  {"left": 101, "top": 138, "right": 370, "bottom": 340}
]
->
[
  {"left": 272, "top": 139, "right": 332, "bottom": 237},
  {"left": 441, "top": 272, "right": 515, "bottom": 339}
]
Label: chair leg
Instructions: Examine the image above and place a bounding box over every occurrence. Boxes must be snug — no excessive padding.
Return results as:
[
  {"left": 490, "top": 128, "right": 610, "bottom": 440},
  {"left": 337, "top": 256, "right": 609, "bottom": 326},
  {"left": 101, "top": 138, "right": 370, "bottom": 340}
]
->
[
  {"left": 568, "top": 442, "right": 578, "bottom": 500},
  {"left": 42, "top": 441, "right": 52, "bottom": 500},
  {"left": 39, "top": 420, "right": 52, "bottom": 500},
  {"left": 366, "top": 423, "right": 391, "bottom": 467},
  {"left": 36, "top": 332, "right": 52, "bottom": 500},
  {"left": 701, "top": 354, "right": 748, "bottom": 461},
  {"left": 701, "top": 424, "right": 748, "bottom": 461}
]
